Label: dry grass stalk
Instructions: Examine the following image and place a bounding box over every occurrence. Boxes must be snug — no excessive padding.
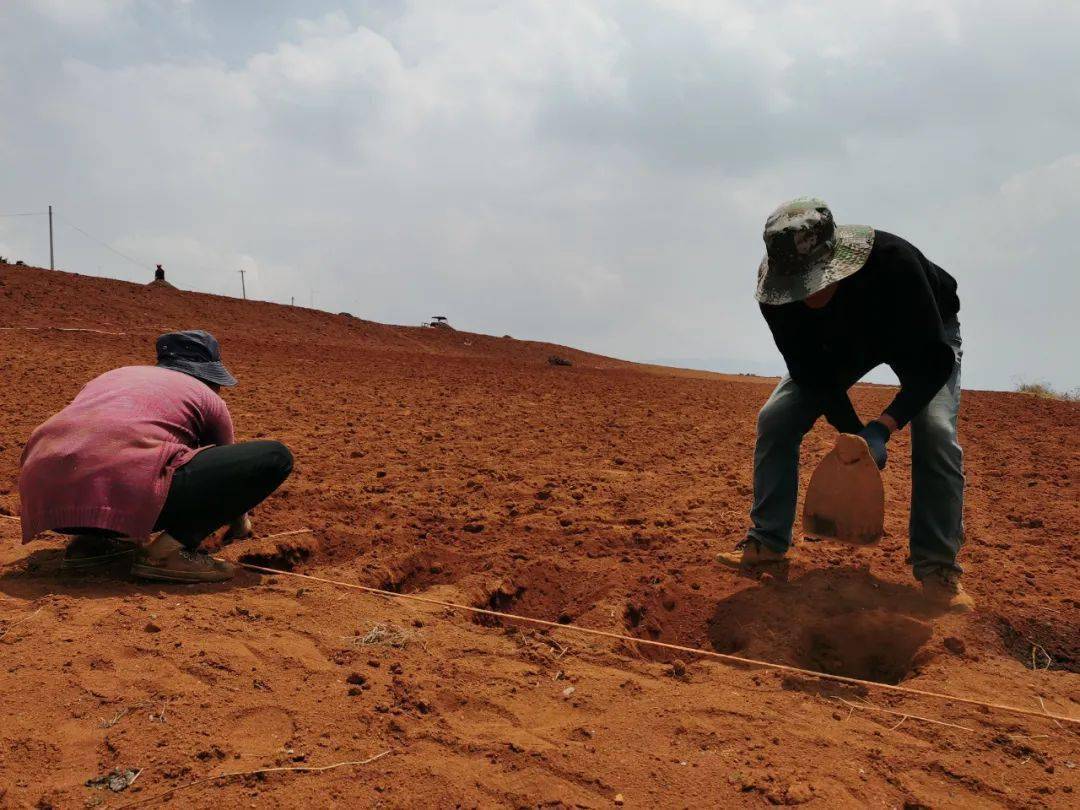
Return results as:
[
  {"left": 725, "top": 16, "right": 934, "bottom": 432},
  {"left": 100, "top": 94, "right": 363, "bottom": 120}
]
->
[
  {"left": 100, "top": 697, "right": 168, "bottom": 729},
  {"left": 1016, "top": 381, "right": 1079, "bottom": 401},
  {"left": 348, "top": 623, "right": 422, "bottom": 649},
  {"left": 833, "top": 698, "right": 974, "bottom": 733},
  {"left": 0, "top": 606, "right": 43, "bottom": 642},
  {"left": 117, "top": 750, "right": 392, "bottom": 808},
  {"left": 1029, "top": 642, "right": 1054, "bottom": 671}
]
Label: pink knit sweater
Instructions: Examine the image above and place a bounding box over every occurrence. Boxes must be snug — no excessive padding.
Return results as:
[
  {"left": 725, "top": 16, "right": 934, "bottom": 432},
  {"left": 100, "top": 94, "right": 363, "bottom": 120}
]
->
[{"left": 19, "top": 366, "right": 234, "bottom": 543}]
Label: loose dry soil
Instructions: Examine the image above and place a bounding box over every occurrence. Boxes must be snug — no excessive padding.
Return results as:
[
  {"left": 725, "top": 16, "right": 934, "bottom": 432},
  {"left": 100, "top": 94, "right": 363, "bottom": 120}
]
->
[{"left": 0, "top": 263, "right": 1076, "bottom": 808}]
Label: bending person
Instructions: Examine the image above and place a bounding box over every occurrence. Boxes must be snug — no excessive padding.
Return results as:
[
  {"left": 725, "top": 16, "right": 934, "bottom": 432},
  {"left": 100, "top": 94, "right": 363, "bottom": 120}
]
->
[
  {"left": 18, "top": 330, "right": 293, "bottom": 583},
  {"left": 717, "top": 198, "right": 969, "bottom": 612}
]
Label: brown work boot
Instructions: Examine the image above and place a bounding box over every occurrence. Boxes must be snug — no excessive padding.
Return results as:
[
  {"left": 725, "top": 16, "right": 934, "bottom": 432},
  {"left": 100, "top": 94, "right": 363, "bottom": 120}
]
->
[
  {"left": 920, "top": 569, "right": 975, "bottom": 613},
  {"left": 131, "top": 532, "right": 236, "bottom": 583},
  {"left": 716, "top": 538, "right": 787, "bottom": 568}
]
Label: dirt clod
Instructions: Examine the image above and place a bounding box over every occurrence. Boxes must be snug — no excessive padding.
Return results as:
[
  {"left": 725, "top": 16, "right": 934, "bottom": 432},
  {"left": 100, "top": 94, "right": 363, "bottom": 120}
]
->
[
  {"left": 943, "top": 636, "right": 967, "bottom": 655},
  {"left": 784, "top": 782, "right": 815, "bottom": 805}
]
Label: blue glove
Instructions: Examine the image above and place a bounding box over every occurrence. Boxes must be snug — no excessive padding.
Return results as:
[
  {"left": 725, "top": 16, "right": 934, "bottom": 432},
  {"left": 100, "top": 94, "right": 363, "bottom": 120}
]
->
[{"left": 858, "top": 421, "right": 891, "bottom": 470}]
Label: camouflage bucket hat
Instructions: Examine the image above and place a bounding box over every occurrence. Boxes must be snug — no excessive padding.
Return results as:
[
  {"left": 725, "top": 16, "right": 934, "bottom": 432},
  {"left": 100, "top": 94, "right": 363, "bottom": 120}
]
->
[{"left": 756, "top": 197, "right": 875, "bottom": 305}]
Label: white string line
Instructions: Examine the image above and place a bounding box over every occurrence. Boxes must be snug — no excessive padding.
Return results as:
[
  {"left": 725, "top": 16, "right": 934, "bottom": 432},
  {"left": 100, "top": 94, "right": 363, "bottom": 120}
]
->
[
  {"left": 1, "top": 518, "right": 1075, "bottom": 726},
  {"left": 236, "top": 549, "right": 1078, "bottom": 727}
]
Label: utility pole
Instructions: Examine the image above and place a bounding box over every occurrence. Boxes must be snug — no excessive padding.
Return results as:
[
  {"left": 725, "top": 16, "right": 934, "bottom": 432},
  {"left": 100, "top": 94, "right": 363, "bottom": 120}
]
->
[
  {"left": 290, "top": 296, "right": 294, "bottom": 306},
  {"left": 48, "top": 205, "right": 54, "bottom": 270},
  {"left": 239, "top": 269, "right": 247, "bottom": 300}
]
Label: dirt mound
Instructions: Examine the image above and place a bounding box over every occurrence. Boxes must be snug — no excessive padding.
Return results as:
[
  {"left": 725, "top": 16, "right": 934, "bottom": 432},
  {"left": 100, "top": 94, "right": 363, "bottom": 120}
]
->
[{"left": 0, "top": 263, "right": 1077, "bottom": 807}]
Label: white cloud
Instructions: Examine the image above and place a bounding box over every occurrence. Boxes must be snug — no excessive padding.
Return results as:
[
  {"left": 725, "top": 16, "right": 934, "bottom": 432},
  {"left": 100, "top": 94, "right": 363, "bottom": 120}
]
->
[
  {"left": 917, "top": 153, "right": 1080, "bottom": 388},
  {"left": 1, "top": 0, "right": 1078, "bottom": 390},
  {"left": 25, "top": 0, "right": 134, "bottom": 27},
  {"left": 293, "top": 10, "right": 353, "bottom": 40}
]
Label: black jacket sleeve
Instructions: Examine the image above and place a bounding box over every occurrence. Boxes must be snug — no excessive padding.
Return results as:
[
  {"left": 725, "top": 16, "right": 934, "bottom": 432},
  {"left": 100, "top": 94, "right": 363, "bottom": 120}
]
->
[
  {"left": 761, "top": 305, "right": 863, "bottom": 434},
  {"left": 879, "top": 246, "right": 956, "bottom": 428}
]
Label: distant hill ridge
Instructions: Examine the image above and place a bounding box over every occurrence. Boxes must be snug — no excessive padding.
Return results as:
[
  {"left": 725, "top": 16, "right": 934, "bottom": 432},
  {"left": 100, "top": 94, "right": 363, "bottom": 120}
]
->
[{"left": 0, "top": 262, "right": 640, "bottom": 371}]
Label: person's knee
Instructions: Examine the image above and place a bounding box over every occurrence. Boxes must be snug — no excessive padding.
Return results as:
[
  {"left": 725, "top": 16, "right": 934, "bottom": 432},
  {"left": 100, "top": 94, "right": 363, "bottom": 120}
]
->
[
  {"left": 913, "top": 415, "right": 959, "bottom": 454},
  {"left": 262, "top": 440, "right": 294, "bottom": 481},
  {"left": 913, "top": 417, "right": 963, "bottom": 474},
  {"left": 757, "top": 397, "right": 803, "bottom": 440}
]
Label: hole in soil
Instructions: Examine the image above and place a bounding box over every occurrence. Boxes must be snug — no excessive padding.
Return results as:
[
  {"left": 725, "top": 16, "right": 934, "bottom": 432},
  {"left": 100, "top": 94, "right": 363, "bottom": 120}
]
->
[
  {"left": 712, "top": 626, "right": 749, "bottom": 655},
  {"left": 795, "top": 610, "right": 932, "bottom": 685},
  {"left": 376, "top": 550, "right": 464, "bottom": 594},
  {"left": 996, "top": 615, "right": 1078, "bottom": 673},
  {"left": 624, "top": 603, "right": 645, "bottom": 629},
  {"left": 703, "top": 569, "right": 935, "bottom": 683},
  {"left": 475, "top": 584, "right": 527, "bottom": 628},
  {"left": 472, "top": 562, "right": 611, "bottom": 628},
  {"left": 230, "top": 531, "right": 321, "bottom": 572},
  {"left": 238, "top": 541, "right": 312, "bottom": 572},
  {"left": 623, "top": 584, "right": 718, "bottom": 662}
]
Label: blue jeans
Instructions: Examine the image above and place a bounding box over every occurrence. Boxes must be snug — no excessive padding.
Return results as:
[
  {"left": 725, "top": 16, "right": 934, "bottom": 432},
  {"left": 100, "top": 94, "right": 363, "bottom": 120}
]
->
[{"left": 747, "top": 321, "right": 964, "bottom": 580}]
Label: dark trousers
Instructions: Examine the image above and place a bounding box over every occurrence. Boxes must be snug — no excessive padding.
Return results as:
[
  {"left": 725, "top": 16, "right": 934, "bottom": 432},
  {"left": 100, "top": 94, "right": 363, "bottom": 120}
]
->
[{"left": 154, "top": 440, "right": 293, "bottom": 550}]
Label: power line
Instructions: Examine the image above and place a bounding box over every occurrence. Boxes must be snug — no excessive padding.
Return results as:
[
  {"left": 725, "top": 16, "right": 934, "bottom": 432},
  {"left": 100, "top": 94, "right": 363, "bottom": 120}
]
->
[
  {"left": 4, "top": 207, "right": 274, "bottom": 304},
  {"left": 55, "top": 213, "right": 151, "bottom": 271}
]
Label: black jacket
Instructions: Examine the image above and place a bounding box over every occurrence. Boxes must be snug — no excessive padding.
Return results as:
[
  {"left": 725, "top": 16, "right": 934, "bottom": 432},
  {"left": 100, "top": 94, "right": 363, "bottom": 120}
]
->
[{"left": 760, "top": 230, "right": 959, "bottom": 431}]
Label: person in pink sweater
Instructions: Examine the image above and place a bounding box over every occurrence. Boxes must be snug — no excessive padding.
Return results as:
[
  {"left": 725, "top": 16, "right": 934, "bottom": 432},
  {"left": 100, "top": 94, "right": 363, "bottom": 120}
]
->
[{"left": 19, "top": 330, "right": 293, "bottom": 583}]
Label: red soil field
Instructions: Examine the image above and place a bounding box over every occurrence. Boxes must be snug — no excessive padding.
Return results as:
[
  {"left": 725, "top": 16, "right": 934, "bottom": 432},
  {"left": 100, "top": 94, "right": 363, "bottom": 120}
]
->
[{"left": 0, "top": 263, "right": 1076, "bottom": 808}]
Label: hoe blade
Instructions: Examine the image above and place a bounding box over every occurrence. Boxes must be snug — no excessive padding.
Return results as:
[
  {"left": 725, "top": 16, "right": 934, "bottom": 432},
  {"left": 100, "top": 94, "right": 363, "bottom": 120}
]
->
[{"left": 802, "top": 433, "right": 884, "bottom": 546}]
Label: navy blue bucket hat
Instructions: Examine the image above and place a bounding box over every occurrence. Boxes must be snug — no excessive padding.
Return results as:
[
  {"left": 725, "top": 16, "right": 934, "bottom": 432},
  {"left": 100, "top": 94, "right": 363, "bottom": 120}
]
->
[{"left": 156, "top": 330, "right": 237, "bottom": 387}]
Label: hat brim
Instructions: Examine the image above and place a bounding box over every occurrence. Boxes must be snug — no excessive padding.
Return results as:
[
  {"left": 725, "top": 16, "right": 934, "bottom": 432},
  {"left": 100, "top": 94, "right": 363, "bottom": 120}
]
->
[
  {"left": 755, "top": 224, "right": 875, "bottom": 305},
  {"left": 158, "top": 359, "right": 237, "bottom": 387}
]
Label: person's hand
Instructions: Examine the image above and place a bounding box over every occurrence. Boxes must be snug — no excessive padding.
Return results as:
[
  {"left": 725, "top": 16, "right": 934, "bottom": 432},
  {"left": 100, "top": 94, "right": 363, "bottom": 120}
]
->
[
  {"left": 857, "top": 421, "right": 891, "bottom": 470},
  {"left": 224, "top": 513, "right": 253, "bottom": 541}
]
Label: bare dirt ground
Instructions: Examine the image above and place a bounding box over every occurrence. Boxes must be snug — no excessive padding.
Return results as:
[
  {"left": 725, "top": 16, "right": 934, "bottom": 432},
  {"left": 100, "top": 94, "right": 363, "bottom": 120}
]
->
[{"left": 0, "top": 263, "right": 1076, "bottom": 808}]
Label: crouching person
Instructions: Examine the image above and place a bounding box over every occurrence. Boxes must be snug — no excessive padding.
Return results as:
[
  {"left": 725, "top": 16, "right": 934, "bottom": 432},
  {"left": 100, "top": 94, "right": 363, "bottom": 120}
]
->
[{"left": 18, "top": 330, "right": 293, "bottom": 583}]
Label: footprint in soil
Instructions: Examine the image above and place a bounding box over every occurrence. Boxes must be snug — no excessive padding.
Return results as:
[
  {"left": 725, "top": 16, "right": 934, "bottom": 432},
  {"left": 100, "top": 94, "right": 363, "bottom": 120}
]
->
[{"left": 221, "top": 706, "right": 296, "bottom": 757}]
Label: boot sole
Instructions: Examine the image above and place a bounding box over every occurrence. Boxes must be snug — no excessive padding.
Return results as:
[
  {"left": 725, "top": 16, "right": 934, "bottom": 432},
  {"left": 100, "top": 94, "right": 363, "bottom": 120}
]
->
[
  {"left": 130, "top": 562, "right": 234, "bottom": 583},
  {"left": 61, "top": 548, "right": 136, "bottom": 571},
  {"left": 715, "top": 554, "right": 788, "bottom": 569}
]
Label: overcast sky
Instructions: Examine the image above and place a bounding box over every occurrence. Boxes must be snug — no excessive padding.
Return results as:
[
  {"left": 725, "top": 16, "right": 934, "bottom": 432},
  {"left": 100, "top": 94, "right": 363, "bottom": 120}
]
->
[{"left": 2, "top": 1, "right": 1077, "bottom": 392}]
